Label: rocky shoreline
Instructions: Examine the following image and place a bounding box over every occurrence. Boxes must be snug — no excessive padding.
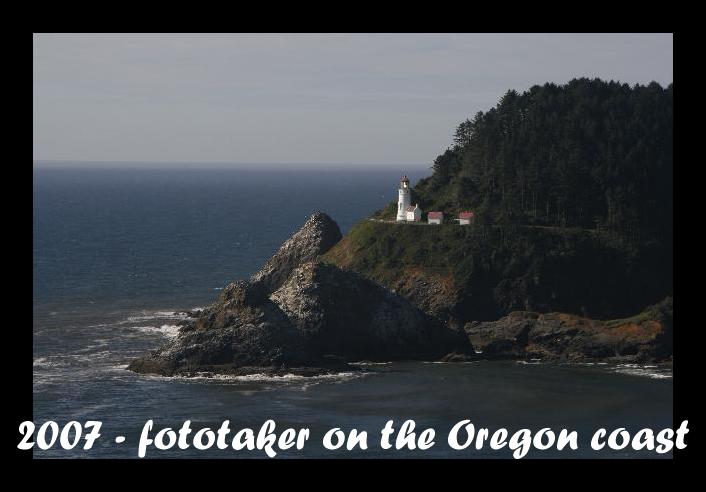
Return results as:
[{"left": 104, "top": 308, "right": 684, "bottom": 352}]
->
[
  {"left": 465, "top": 302, "right": 672, "bottom": 364},
  {"left": 128, "top": 212, "right": 672, "bottom": 377},
  {"left": 128, "top": 212, "right": 470, "bottom": 377}
]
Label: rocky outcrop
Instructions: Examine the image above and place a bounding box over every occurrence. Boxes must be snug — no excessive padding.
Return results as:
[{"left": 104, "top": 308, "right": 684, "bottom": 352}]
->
[
  {"left": 251, "top": 211, "right": 342, "bottom": 292},
  {"left": 465, "top": 298, "right": 673, "bottom": 363},
  {"left": 128, "top": 212, "right": 471, "bottom": 377},
  {"left": 270, "top": 261, "right": 468, "bottom": 360},
  {"left": 128, "top": 207, "right": 670, "bottom": 376}
]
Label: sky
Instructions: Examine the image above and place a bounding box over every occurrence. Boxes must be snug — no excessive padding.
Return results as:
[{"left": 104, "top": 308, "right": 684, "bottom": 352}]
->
[{"left": 33, "top": 33, "right": 673, "bottom": 167}]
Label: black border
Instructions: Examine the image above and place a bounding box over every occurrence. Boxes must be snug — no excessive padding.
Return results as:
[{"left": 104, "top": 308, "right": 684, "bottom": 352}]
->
[{"left": 25, "top": 29, "right": 685, "bottom": 473}]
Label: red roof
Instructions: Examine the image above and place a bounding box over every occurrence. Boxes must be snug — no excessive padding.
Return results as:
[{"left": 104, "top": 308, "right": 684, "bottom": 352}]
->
[
  {"left": 428, "top": 212, "right": 444, "bottom": 219},
  {"left": 401, "top": 175, "right": 409, "bottom": 182},
  {"left": 459, "top": 211, "right": 474, "bottom": 219}
]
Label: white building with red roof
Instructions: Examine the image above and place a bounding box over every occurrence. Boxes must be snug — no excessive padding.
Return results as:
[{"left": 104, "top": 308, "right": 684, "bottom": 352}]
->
[
  {"left": 459, "top": 211, "right": 475, "bottom": 225},
  {"left": 406, "top": 204, "right": 421, "bottom": 222},
  {"left": 427, "top": 211, "right": 444, "bottom": 225}
]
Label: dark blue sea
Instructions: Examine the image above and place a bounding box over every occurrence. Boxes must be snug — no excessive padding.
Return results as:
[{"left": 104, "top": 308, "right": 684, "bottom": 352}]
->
[{"left": 32, "top": 166, "right": 674, "bottom": 459}]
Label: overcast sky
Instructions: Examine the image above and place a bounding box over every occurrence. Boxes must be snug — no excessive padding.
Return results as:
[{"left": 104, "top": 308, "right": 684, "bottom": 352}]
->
[{"left": 33, "top": 33, "right": 673, "bottom": 167}]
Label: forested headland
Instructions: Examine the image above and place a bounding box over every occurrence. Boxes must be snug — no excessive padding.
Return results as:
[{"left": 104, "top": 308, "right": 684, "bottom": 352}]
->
[{"left": 329, "top": 78, "right": 673, "bottom": 322}]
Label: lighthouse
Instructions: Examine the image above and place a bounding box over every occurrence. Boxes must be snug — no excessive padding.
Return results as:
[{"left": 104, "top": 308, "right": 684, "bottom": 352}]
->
[{"left": 396, "top": 175, "right": 411, "bottom": 221}]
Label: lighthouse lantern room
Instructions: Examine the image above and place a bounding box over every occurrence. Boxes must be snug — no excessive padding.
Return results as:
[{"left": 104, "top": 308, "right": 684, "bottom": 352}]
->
[{"left": 396, "top": 175, "right": 411, "bottom": 221}]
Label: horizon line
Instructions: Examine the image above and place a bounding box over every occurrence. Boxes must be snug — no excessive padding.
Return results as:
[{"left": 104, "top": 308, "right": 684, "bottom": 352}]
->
[{"left": 33, "top": 159, "right": 432, "bottom": 169}]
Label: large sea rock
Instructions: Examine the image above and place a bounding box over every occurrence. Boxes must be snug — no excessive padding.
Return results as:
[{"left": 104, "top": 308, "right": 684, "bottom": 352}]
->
[
  {"left": 128, "top": 212, "right": 472, "bottom": 377},
  {"left": 251, "top": 211, "right": 343, "bottom": 292}
]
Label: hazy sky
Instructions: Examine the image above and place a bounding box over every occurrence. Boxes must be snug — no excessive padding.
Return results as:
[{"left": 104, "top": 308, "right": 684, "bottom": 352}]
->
[{"left": 33, "top": 33, "right": 673, "bottom": 167}]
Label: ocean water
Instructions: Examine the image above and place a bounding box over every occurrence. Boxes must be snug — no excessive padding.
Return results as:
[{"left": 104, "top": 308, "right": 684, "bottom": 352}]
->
[{"left": 32, "top": 166, "right": 673, "bottom": 459}]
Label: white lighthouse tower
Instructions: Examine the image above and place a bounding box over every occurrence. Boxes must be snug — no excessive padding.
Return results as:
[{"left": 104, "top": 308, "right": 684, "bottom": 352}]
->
[{"left": 396, "top": 175, "right": 411, "bottom": 221}]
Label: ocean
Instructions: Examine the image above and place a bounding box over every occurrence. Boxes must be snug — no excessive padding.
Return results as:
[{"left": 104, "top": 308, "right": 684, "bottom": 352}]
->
[{"left": 32, "top": 166, "right": 673, "bottom": 459}]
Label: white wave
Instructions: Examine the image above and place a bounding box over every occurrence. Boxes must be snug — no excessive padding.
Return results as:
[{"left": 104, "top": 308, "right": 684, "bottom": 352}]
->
[
  {"left": 33, "top": 372, "right": 66, "bottom": 388},
  {"left": 129, "top": 324, "right": 181, "bottom": 338},
  {"left": 614, "top": 364, "right": 672, "bottom": 380},
  {"left": 141, "top": 370, "right": 368, "bottom": 385},
  {"left": 34, "top": 350, "right": 115, "bottom": 370},
  {"left": 86, "top": 308, "right": 201, "bottom": 332},
  {"left": 68, "top": 350, "right": 114, "bottom": 364},
  {"left": 32, "top": 356, "right": 79, "bottom": 369},
  {"left": 33, "top": 357, "right": 56, "bottom": 368},
  {"left": 350, "top": 361, "right": 392, "bottom": 366},
  {"left": 75, "top": 340, "right": 111, "bottom": 353},
  {"left": 86, "top": 322, "right": 111, "bottom": 328},
  {"left": 206, "top": 372, "right": 364, "bottom": 382},
  {"left": 123, "top": 311, "right": 189, "bottom": 324}
]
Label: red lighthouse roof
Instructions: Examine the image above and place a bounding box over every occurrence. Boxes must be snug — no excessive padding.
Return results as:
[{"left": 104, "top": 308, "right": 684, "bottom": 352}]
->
[{"left": 401, "top": 175, "right": 409, "bottom": 182}]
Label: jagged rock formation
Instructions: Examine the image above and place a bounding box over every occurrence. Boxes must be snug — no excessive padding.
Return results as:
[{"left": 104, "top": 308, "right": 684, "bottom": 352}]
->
[
  {"left": 128, "top": 208, "right": 672, "bottom": 376},
  {"left": 465, "top": 298, "right": 673, "bottom": 363},
  {"left": 251, "top": 212, "right": 342, "bottom": 292},
  {"left": 128, "top": 212, "right": 471, "bottom": 377},
  {"left": 270, "top": 261, "right": 466, "bottom": 360}
]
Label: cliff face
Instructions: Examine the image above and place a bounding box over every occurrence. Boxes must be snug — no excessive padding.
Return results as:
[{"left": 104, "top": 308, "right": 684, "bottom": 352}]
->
[{"left": 128, "top": 212, "right": 471, "bottom": 377}]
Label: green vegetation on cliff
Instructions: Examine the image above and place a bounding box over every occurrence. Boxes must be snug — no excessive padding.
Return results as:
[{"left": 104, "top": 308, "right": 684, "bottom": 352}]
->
[
  {"left": 324, "top": 219, "right": 667, "bottom": 322},
  {"left": 327, "top": 78, "right": 673, "bottom": 323},
  {"left": 413, "top": 78, "right": 672, "bottom": 243}
]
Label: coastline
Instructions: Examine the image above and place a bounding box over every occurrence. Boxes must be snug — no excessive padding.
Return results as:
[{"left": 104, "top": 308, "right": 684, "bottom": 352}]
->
[{"left": 126, "top": 212, "right": 672, "bottom": 379}]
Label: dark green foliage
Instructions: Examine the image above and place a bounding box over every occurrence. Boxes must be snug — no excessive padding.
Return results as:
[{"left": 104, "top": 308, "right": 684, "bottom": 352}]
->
[
  {"left": 359, "top": 78, "right": 672, "bottom": 321},
  {"left": 372, "top": 201, "right": 398, "bottom": 219},
  {"left": 414, "top": 78, "right": 672, "bottom": 246},
  {"left": 334, "top": 220, "right": 668, "bottom": 320}
]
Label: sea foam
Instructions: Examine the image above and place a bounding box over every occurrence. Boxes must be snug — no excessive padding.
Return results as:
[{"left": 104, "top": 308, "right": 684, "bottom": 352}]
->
[{"left": 130, "top": 324, "right": 181, "bottom": 338}]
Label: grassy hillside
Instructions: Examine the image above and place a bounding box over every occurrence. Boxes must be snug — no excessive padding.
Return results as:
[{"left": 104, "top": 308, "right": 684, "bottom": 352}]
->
[{"left": 324, "top": 219, "right": 670, "bottom": 324}]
